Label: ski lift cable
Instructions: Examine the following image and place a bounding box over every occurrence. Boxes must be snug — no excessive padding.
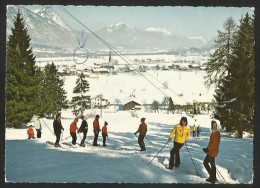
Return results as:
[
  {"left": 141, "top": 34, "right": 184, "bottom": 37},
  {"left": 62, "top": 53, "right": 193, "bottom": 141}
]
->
[
  {"left": 57, "top": 5, "right": 176, "bottom": 104},
  {"left": 58, "top": 6, "right": 192, "bottom": 106}
]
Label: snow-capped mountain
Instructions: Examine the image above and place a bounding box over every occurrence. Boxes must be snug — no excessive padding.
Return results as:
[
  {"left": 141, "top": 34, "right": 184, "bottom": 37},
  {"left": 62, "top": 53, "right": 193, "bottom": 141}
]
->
[
  {"left": 6, "top": 5, "right": 77, "bottom": 48},
  {"left": 35, "top": 6, "right": 72, "bottom": 31},
  {"left": 6, "top": 6, "right": 208, "bottom": 51},
  {"left": 96, "top": 22, "right": 207, "bottom": 50}
]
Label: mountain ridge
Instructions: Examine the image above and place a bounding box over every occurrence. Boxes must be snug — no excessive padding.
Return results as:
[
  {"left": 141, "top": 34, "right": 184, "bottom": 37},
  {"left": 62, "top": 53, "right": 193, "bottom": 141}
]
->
[{"left": 6, "top": 5, "right": 214, "bottom": 51}]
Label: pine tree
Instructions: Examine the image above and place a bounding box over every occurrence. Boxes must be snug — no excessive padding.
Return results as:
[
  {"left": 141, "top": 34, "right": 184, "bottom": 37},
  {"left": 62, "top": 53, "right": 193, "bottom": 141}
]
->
[
  {"left": 70, "top": 72, "right": 91, "bottom": 116},
  {"left": 229, "top": 13, "right": 255, "bottom": 138},
  {"left": 213, "top": 71, "right": 235, "bottom": 131},
  {"left": 6, "top": 11, "right": 41, "bottom": 128},
  {"left": 41, "top": 63, "right": 68, "bottom": 117}
]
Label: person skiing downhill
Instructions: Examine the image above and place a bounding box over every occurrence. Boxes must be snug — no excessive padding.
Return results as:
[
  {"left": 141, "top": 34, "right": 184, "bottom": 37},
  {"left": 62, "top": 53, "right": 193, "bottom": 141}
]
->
[
  {"left": 53, "top": 113, "right": 64, "bottom": 147},
  {"left": 134, "top": 118, "right": 147, "bottom": 151},
  {"left": 34, "top": 116, "right": 42, "bottom": 138},
  {"left": 166, "top": 116, "right": 190, "bottom": 169},
  {"left": 93, "top": 115, "right": 100, "bottom": 146},
  {"left": 203, "top": 120, "right": 221, "bottom": 184},
  {"left": 102, "top": 121, "right": 108, "bottom": 146},
  {"left": 70, "top": 117, "right": 79, "bottom": 146},
  {"left": 78, "top": 115, "right": 88, "bottom": 147}
]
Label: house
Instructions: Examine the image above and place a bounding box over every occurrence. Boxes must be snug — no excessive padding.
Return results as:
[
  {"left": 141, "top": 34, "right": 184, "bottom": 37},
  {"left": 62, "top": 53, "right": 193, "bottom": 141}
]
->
[
  {"left": 91, "top": 68, "right": 109, "bottom": 74},
  {"left": 124, "top": 101, "right": 141, "bottom": 111},
  {"left": 91, "top": 95, "right": 110, "bottom": 108}
]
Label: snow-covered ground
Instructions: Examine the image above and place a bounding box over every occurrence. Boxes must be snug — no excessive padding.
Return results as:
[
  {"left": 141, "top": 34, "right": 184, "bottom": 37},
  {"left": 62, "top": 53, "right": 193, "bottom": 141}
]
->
[
  {"left": 5, "top": 112, "right": 253, "bottom": 183},
  {"left": 5, "top": 61, "right": 253, "bottom": 183}
]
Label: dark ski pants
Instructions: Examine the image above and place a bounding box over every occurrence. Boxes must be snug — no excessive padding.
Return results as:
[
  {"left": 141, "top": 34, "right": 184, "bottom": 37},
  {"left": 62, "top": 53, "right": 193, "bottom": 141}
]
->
[
  {"left": 93, "top": 132, "right": 99, "bottom": 145},
  {"left": 55, "top": 132, "right": 61, "bottom": 146},
  {"left": 138, "top": 135, "right": 146, "bottom": 151},
  {"left": 102, "top": 134, "right": 107, "bottom": 146},
  {"left": 81, "top": 131, "right": 88, "bottom": 145},
  {"left": 193, "top": 131, "right": 196, "bottom": 137},
  {"left": 203, "top": 155, "right": 216, "bottom": 180},
  {"left": 36, "top": 129, "right": 41, "bottom": 138},
  {"left": 169, "top": 141, "right": 184, "bottom": 167},
  {"left": 197, "top": 131, "right": 200, "bottom": 137},
  {"left": 70, "top": 133, "right": 77, "bottom": 145}
]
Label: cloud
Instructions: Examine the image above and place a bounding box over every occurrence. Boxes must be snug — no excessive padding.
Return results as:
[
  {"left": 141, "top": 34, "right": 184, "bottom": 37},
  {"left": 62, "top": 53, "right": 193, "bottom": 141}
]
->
[
  {"left": 145, "top": 27, "right": 172, "bottom": 36},
  {"left": 189, "top": 36, "right": 207, "bottom": 43}
]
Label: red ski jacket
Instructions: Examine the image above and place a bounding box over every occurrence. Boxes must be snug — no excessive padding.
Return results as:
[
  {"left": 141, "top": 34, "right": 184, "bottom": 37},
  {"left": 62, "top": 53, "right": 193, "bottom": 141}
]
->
[
  {"left": 93, "top": 119, "right": 100, "bottom": 133},
  {"left": 207, "top": 130, "right": 221, "bottom": 157},
  {"left": 137, "top": 123, "right": 147, "bottom": 136},
  {"left": 70, "top": 123, "right": 78, "bottom": 133},
  {"left": 27, "top": 127, "right": 35, "bottom": 138},
  {"left": 102, "top": 126, "right": 107, "bottom": 136}
]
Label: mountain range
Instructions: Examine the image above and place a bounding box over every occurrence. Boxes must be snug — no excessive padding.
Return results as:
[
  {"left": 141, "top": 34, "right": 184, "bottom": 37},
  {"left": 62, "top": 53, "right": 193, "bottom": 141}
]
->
[{"left": 6, "top": 5, "right": 215, "bottom": 51}]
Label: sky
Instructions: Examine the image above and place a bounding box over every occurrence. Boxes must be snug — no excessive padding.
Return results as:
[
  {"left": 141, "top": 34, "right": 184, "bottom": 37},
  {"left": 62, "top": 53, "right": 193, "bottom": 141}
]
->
[{"left": 52, "top": 6, "right": 254, "bottom": 40}]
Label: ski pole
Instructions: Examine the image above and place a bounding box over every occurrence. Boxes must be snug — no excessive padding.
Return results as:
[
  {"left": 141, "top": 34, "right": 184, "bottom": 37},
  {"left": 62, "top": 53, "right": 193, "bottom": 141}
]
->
[
  {"left": 206, "top": 155, "right": 227, "bottom": 183},
  {"left": 77, "top": 132, "right": 82, "bottom": 139},
  {"left": 61, "top": 135, "right": 71, "bottom": 141},
  {"left": 145, "top": 136, "right": 156, "bottom": 147},
  {"left": 41, "top": 118, "right": 55, "bottom": 136},
  {"left": 185, "top": 142, "right": 200, "bottom": 176},
  {"left": 148, "top": 140, "right": 170, "bottom": 165},
  {"left": 61, "top": 131, "right": 64, "bottom": 140}
]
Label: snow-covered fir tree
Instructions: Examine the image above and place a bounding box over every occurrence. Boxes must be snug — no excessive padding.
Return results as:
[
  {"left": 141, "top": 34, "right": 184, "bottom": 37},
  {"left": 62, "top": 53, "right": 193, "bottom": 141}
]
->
[{"left": 70, "top": 72, "right": 91, "bottom": 116}]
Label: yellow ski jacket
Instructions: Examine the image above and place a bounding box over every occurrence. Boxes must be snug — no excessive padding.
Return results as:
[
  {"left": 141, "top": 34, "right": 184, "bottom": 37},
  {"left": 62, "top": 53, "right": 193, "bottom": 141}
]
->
[{"left": 169, "top": 124, "right": 190, "bottom": 143}]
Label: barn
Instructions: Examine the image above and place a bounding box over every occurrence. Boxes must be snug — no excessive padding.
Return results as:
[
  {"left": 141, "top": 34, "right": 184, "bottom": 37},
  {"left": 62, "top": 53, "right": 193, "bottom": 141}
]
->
[{"left": 124, "top": 101, "right": 141, "bottom": 111}]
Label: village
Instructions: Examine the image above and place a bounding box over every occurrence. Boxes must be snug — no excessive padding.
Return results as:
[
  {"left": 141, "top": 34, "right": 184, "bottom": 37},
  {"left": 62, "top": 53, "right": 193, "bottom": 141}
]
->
[{"left": 35, "top": 50, "right": 214, "bottom": 117}]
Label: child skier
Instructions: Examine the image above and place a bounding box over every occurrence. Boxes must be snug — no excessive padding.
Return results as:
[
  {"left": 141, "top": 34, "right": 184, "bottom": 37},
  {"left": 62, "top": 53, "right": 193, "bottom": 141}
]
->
[
  {"left": 70, "top": 118, "right": 79, "bottom": 146},
  {"left": 27, "top": 125, "right": 35, "bottom": 139},
  {"left": 102, "top": 121, "right": 108, "bottom": 146}
]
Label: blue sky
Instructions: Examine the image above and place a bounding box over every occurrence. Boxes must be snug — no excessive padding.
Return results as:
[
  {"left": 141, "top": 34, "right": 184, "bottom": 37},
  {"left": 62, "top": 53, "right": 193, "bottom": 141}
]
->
[{"left": 32, "top": 5, "right": 254, "bottom": 40}]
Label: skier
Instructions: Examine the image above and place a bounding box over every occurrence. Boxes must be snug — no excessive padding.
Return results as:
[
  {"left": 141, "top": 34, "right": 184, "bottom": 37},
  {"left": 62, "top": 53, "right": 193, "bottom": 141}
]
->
[
  {"left": 27, "top": 125, "right": 35, "bottom": 139},
  {"left": 34, "top": 116, "right": 42, "bottom": 138},
  {"left": 192, "top": 121, "right": 197, "bottom": 137},
  {"left": 134, "top": 117, "right": 147, "bottom": 151},
  {"left": 102, "top": 121, "right": 108, "bottom": 146},
  {"left": 78, "top": 115, "right": 88, "bottom": 147},
  {"left": 93, "top": 114, "right": 100, "bottom": 146},
  {"left": 53, "top": 113, "right": 64, "bottom": 147},
  {"left": 203, "top": 120, "right": 221, "bottom": 184},
  {"left": 197, "top": 125, "right": 201, "bottom": 137},
  {"left": 70, "top": 117, "right": 79, "bottom": 146},
  {"left": 166, "top": 117, "right": 190, "bottom": 169}
]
